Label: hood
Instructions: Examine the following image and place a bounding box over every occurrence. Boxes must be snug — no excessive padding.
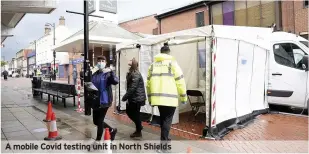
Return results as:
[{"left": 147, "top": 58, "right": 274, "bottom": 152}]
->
[{"left": 154, "top": 53, "right": 174, "bottom": 62}]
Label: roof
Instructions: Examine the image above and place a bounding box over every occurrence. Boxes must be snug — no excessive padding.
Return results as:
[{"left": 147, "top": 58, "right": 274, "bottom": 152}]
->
[
  {"left": 155, "top": 0, "right": 223, "bottom": 19},
  {"left": 119, "top": 14, "right": 156, "bottom": 24},
  {"left": 61, "top": 21, "right": 141, "bottom": 43}
]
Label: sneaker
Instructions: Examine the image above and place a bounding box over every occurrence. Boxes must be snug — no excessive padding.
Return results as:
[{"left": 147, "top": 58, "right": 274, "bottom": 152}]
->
[
  {"left": 90, "top": 141, "right": 101, "bottom": 151},
  {"left": 110, "top": 128, "right": 117, "bottom": 141},
  {"left": 130, "top": 132, "right": 142, "bottom": 138},
  {"left": 156, "top": 149, "right": 171, "bottom": 153}
]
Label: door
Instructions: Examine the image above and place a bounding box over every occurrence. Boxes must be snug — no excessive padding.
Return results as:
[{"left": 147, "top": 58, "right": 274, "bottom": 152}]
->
[{"left": 268, "top": 42, "right": 308, "bottom": 108}]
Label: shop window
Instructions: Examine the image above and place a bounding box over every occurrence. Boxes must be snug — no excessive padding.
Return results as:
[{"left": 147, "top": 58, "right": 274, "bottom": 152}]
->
[
  {"left": 211, "top": 3, "right": 223, "bottom": 24},
  {"left": 196, "top": 11, "right": 205, "bottom": 27},
  {"left": 247, "top": 1, "right": 261, "bottom": 27},
  {"left": 222, "top": 1, "right": 235, "bottom": 25},
  {"left": 261, "top": 1, "right": 275, "bottom": 27},
  {"left": 235, "top": 1, "right": 247, "bottom": 26},
  {"left": 273, "top": 43, "right": 307, "bottom": 70}
]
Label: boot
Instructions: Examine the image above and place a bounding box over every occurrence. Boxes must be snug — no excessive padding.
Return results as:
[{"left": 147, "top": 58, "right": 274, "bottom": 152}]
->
[{"left": 130, "top": 131, "right": 142, "bottom": 138}]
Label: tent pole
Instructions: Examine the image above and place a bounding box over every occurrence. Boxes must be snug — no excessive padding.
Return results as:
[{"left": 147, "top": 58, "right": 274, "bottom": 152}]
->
[
  {"left": 204, "top": 27, "right": 216, "bottom": 140},
  {"left": 115, "top": 51, "right": 121, "bottom": 113}
]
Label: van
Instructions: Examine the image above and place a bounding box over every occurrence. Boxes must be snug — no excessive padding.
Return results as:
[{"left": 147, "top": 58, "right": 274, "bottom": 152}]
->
[{"left": 267, "top": 32, "right": 308, "bottom": 111}]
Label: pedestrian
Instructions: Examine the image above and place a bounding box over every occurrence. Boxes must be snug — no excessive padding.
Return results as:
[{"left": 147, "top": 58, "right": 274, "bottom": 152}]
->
[
  {"left": 146, "top": 43, "right": 187, "bottom": 153},
  {"left": 3, "top": 70, "right": 8, "bottom": 80},
  {"left": 80, "top": 68, "right": 84, "bottom": 86},
  {"left": 73, "top": 67, "right": 77, "bottom": 85},
  {"left": 122, "top": 58, "right": 146, "bottom": 138},
  {"left": 91, "top": 55, "right": 118, "bottom": 145}
]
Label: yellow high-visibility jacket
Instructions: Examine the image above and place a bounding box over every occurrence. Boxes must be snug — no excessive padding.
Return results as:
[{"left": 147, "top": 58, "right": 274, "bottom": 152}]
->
[{"left": 146, "top": 53, "right": 187, "bottom": 107}]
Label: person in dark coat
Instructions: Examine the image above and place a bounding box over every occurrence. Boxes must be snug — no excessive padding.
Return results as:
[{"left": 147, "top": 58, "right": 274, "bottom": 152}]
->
[
  {"left": 91, "top": 55, "right": 119, "bottom": 144},
  {"left": 80, "top": 68, "right": 84, "bottom": 86},
  {"left": 122, "top": 58, "right": 146, "bottom": 138},
  {"left": 3, "top": 70, "right": 8, "bottom": 80},
  {"left": 73, "top": 68, "right": 77, "bottom": 85}
]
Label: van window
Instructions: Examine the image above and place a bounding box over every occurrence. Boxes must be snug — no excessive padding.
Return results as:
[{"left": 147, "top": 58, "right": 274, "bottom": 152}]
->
[
  {"left": 300, "top": 41, "right": 308, "bottom": 48},
  {"left": 273, "top": 43, "right": 307, "bottom": 70}
]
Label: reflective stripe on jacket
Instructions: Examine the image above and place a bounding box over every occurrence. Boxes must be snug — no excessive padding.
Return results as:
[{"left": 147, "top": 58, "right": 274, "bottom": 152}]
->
[{"left": 146, "top": 53, "right": 187, "bottom": 107}]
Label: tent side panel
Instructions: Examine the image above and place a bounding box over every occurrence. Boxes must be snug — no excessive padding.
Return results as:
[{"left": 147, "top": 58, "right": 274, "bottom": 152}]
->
[
  {"left": 215, "top": 38, "right": 238, "bottom": 125},
  {"left": 235, "top": 41, "right": 255, "bottom": 117},
  {"left": 249, "top": 46, "right": 268, "bottom": 111},
  {"left": 170, "top": 43, "right": 198, "bottom": 113},
  {"left": 139, "top": 45, "right": 154, "bottom": 116}
]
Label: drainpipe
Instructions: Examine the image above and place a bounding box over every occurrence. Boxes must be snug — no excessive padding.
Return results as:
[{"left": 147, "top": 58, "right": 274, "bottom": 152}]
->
[{"left": 293, "top": 1, "right": 296, "bottom": 33}]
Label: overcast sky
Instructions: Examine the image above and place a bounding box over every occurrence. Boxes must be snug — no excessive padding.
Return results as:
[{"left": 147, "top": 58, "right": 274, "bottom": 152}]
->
[{"left": 1, "top": 0, "right": 196, "bottom": 61}]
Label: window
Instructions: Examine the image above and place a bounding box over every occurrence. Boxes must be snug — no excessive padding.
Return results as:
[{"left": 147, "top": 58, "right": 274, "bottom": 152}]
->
[
  {"left": 196, "top": 11, "right": 205, "bottom": 27},
  {"left": 305, "top": 0, "right": 308, "bottom": 8},
  {"left": 273, "top": 43, "right": 307, "bottom": 70}
]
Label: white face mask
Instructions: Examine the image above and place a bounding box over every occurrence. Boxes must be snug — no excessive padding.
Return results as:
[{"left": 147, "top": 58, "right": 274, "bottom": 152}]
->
[{"left": 97, "top": 62, "right": 106, "bottom": 69}]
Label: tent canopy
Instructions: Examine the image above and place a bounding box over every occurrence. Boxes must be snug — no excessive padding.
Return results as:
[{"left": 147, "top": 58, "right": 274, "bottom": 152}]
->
[{"left": 116, "top": 25, "right": 272, "bottom": 52}]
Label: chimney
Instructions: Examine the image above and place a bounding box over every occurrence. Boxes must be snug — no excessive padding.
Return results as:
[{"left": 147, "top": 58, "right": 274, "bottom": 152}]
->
[
  {"left": 44, "top": 25, "right": 51, "bottom": 35},
  {"left": 59, "top": 16, "right": 65, "bottom": 26}
]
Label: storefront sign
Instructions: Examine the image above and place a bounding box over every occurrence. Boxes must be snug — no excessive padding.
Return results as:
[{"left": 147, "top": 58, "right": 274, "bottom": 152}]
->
[
  {"left": 27, "top": 51, "right": 36, "bottom": 58},
  {"left": 70, "top": 58, "right": 84, "bottom": 65},
  {"left": 99, "top": 0, "right": 117, "bottom": 14}
]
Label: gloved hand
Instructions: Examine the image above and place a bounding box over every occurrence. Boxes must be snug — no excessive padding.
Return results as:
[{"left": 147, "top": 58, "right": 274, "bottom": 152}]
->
[{"left": 122, "top": 94, "right": 127, "bottom": 102}]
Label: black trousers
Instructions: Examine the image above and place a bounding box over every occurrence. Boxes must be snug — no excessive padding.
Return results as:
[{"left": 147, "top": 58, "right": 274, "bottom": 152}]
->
[
  {"left": 158, "top": 106, "right": 176, "bottom": 141},
  {"left": 126, "top": 103, "right": 142, "bottom": 132},
  {"left": 92, "top": 107, "right": 113, "bottom": 141},
  {"left": 80, "top": 78, "right": 84, "bottom": 86}
]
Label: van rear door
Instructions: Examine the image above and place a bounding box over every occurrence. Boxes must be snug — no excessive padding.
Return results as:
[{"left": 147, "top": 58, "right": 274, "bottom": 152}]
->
[{"left": 268, "top": 42, "right": 308, "bottom": 108}]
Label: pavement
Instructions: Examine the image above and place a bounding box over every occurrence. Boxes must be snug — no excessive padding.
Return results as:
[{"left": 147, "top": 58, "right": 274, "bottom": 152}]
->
[
  {"left": 2, "top": 77, "right": 308, "bottom": 153},
  {"left": 1, "top": 77, "right": 231, "bottom": 153}
]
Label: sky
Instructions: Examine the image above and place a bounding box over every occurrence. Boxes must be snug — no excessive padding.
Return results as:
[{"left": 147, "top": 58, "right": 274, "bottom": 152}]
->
[{"left": 1, "top": 0, "right": 197, "bottom": 61}]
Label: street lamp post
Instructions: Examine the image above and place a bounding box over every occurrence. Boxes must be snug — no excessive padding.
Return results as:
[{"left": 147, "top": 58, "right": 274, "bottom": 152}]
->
[{"left": 45, "top": 23, "right": 56, "bottom": 80}]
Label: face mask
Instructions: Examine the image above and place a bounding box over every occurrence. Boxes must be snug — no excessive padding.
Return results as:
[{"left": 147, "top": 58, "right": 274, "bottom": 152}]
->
[{"left": 97, "top": 62, "right": 106, "bottom": 69}]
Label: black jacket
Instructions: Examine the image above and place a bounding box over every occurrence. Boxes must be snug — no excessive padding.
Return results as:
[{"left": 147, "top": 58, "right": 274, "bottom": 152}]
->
[{"left": 122, "top": 71, "right": 146, "bottom": 106}]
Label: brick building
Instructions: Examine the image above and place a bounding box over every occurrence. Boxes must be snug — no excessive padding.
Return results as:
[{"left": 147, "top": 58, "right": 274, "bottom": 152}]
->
[
  {"left": 281, "top": 0, "right": 308, "bottom": 38},
  {"left": 120, "top": 0, "right": 308, "bottom": 38},
  {"left": 119, "top": 14, "right": 158, "bottom": 35}
]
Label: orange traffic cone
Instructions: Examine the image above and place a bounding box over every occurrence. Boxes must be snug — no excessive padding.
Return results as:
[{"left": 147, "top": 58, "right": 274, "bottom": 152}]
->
[
  {"left": 104, "top": 128, "right": 112, "bottom": 154},
  {"left": 43, "top": 101, "right": 53, "bottom": 122},
  {"left": 187, "top": 147, "right": 192, "bottom": 153},
  {"left": 44, "top": 112, "right": 62, "bottom": 141}
]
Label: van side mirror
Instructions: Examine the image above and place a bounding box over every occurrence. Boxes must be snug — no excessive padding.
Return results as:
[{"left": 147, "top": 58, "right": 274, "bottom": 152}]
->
[{"left": 302, "top": 55, "right": 308, "bottom": 71}]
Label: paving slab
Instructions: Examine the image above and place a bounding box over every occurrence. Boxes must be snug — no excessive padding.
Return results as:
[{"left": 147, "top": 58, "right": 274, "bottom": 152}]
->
[
  {"left": 4, "top": 130, "right": 32, "bottom": 138},
  {"left": 1, "top": 125, "right": 28, "bottom": 133}
]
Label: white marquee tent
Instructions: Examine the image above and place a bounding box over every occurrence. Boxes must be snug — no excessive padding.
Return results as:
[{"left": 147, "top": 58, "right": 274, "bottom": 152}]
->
[{"left": 115, "top": 25, "right": 271, "bottom": 138}]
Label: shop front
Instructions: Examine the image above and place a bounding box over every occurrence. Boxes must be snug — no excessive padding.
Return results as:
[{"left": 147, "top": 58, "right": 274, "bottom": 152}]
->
[
  {"left": 51, "top": 63, "right": 59, "bottom": 77},
  {"left": 40, "top": 63, "right": 51, "bottom": 75}
]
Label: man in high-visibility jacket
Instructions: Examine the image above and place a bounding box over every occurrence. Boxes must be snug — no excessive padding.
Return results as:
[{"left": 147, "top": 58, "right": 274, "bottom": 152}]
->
[{"left": 147, "top": 43, "right": 187, "bottom": 151}]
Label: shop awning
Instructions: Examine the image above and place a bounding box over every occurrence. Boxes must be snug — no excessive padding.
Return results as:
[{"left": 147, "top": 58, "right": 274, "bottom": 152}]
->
[{"left": 52, "top": 21, "right": 143, "bottom": 52}]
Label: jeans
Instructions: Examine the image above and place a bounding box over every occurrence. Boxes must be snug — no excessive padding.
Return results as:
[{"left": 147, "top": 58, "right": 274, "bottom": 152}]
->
[
  {"left": 126, "top": 103, "right": 142, "bottom": 132},
  {"left": 158, "top": 106, "right": 176, "bottom": 141},
  {"left": 92, "top": 107, "right": 113, "bottom": 141},
  {"left": 73, "top": 78, "right": 77, "bottom": 85}
]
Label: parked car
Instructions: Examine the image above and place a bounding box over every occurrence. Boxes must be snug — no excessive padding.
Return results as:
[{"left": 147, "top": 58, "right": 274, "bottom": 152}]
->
[
  {"left": 8, "top": 71, "right": 13, "bottom": 77},
  {"left": 12, "top": 73, "right": 20, "bottom": 78}
]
